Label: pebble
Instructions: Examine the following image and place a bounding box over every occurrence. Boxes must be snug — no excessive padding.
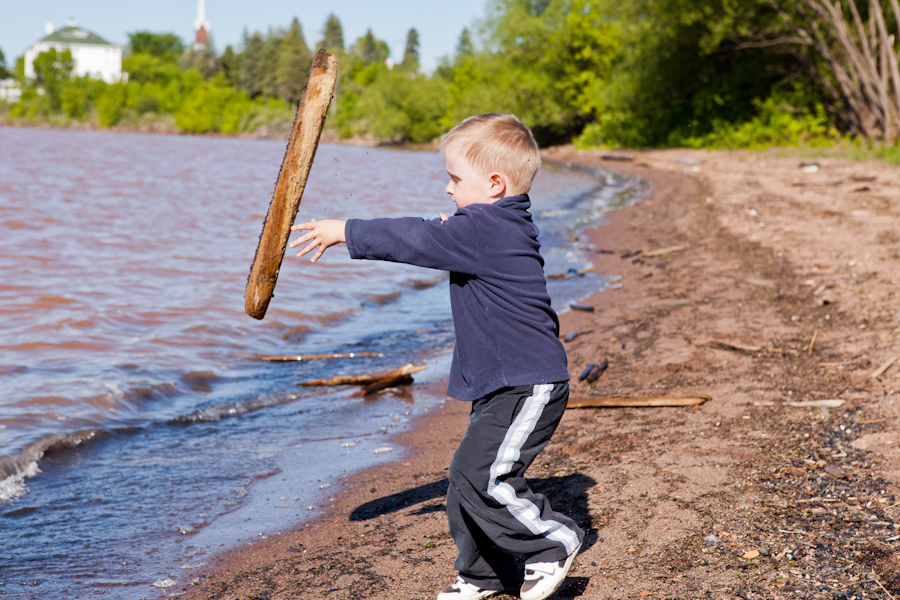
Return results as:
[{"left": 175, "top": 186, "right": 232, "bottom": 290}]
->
[{"left": 704, "top": 535, "right": 719, "bottom": 546}]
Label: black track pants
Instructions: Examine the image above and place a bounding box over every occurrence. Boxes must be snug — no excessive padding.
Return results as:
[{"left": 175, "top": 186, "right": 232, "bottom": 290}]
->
[{"left": 447, "top": 382, "right": 584, "bottom": 590}]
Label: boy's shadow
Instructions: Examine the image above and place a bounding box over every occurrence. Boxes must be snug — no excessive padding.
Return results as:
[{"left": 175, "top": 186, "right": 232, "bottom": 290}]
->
[{"left": 349, "top": 473, "right": 600, "bottom": 554}]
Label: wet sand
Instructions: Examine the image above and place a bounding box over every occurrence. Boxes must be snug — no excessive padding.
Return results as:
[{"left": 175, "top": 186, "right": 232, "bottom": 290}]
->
[{"left": 179, "top": 147, "right": 900, "bottom": 600}]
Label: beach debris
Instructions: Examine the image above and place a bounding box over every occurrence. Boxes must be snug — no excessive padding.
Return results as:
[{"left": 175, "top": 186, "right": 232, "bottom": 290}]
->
[
  {"left": 853, "top": 186, "right": 871, "bottom": 192},
  {"left": 373, "top": 445, "right": 394, "bottom": 454},
  {"left": 785, "top": 399, "right": 844, "bottom": 408},
  {"left": 704, "top": 535, "right": 719, "bottom": 546},
  {"left": 547, "top": 267, "right": 592, "bottom": 279},
  {"left": 850, "top": 175, "right": 877, "bottom": 182},
  {"left": 642, "top": 245, "right": 687, "bottom": 258},
  {"left": 791, "top": 178, "right": 843, "bottom": 187},
  {"left": 566, "top": 394, "right": 710, "bottom": 409},
  {"left": 807, "top": 329, "right": 818, "bottom": 355},
  {"left": 620, "top": 250, "right": 643, "bottom": 259},
  {"left": 871, "top": 355, "right": 900, "bottom": 379},
  {"left": 675, "top": 157, "right": 702, "bottom": 165},
  {"left": 578, "top": 358, "right": 609, "bottom": 383},
  {"left": 562, "top": 329, "right": 594, "bottom": 342},
  {"left": 248, "top": 351, "right": 382, "bottom": 362},
  {"left": 601, "top": 153, "right": 634, "bottom": 162},
  {"left": 245, "top": 49, "right": 339, "bottom": 320},
  {"left": 595, "top": 249, "right": 615, "bottom": 254},
  {"left": 708, "top": 340, "right": 764, "bottom": 353},
  {"left": 297, "top": 363, "right": 426, "bottom": 397},
  {"left": 742, "top": 550, "right": 761, "bottom": 560},
  {"left": 570, "top": 303, "right": 595, "bottom": 312},
  {"left": 799, "top": 161, "right": 821, "bottom": 173}
]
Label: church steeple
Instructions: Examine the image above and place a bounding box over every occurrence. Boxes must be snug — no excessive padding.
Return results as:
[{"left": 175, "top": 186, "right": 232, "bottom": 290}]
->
[{"left": 193, "top": 0, "right": 211, "bottom": 49}]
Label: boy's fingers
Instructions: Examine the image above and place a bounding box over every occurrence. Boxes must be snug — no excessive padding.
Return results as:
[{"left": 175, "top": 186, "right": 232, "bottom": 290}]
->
[
  {"left": 291, "top": 220, "right": 318, "bottom": 232},
  {"left": 289, "top": 232, "right": 310, "bottom": 248},
  {"left": 296, "top": 240, "right": 318, "bottom": 257}
]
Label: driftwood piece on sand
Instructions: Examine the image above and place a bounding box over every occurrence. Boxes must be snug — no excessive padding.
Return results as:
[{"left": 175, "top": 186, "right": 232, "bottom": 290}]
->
[
  {"left": 642, "top": 245, "right": 687, "bottom": 258},
  {"left": 578, "top": 358, "right": 609, "bottom": 383},
  {"left": 601, "top": 154, "right": 634, "bottom": 162},
  {"left": 567, "top": 395, "right": 710, "bottom": 409},
  {"left": 244, "top": 49, "right": 338, "bottom": 320},
  {"left": 249, "top": 352, "right": 382, "bottom": 362},
  {"left": 786, "top": 399, "right": 845, "bottom": 408},
  {"left": 871, "top": 355, "right": 900, "bottom": 379},
  {"left": 791, "top": 178, "right": 843, "bottom": 187},
  {"left": 297, "top": 364, "right": 426, "bottom": 396},
  {"left": 562, "top": 329, "right": 594, "bottom": 342},
  {"left": 708, "top": 340, "right": 764, "bottom": 353}
]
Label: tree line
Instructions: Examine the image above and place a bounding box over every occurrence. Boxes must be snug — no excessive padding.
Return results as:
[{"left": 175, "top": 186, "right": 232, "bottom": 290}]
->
[{"left": 2, "top": 0, "right": 900, "bottom": 148}]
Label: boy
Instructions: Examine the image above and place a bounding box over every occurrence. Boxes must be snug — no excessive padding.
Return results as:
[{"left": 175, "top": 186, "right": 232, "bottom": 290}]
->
[{"left": 289, "top": 113, "right": 584, "bottom": 600}]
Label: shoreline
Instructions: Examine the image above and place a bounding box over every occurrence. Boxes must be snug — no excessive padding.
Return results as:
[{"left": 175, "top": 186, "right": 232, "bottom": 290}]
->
[
  {"left": 180, "top": 146, "right": 900, "bottom": 599},
  {"left": 0, "top": 120, "right": 443, "bottom": 149}
]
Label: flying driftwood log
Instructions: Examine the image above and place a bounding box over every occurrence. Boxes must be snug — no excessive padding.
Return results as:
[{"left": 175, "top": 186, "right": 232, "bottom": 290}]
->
[{"left": 244, "top": 49, "right": 338, "bottom": 320}]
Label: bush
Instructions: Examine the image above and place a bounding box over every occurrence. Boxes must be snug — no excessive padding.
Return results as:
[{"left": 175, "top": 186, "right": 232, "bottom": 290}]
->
[
  {"left": 97, "top": 83, "right": 127, "bottom": 126},
  {"left": 678, "top": 88, "right": 838, "bottom": 150}
]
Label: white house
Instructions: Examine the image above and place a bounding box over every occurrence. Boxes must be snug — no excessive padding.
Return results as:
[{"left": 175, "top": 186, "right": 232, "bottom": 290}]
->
[{"left": 24, "top": 20, "right": 122, "bottom": 84}]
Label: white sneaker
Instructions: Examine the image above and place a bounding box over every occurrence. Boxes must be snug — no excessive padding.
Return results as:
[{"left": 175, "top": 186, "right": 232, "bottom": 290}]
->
[
  {"left": 519, "top": 542, "right": 581, "bottom": 600},
  {"left": 436, "top": 576, "right": 498, "bottom": 600}
]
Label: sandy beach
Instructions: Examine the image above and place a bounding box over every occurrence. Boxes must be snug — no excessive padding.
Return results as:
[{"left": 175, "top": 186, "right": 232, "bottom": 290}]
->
[{"left": 178, "top": 147, "right": 900, "bottom": 600}]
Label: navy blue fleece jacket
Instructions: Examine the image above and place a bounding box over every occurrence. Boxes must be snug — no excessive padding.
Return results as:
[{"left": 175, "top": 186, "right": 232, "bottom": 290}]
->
[{"left": 345, "top": 194, "right": 569, "bottom": 401}]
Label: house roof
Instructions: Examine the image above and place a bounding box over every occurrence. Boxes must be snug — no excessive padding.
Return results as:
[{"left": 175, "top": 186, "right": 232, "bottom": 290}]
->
[{"left": 38, "top": 26, "right": 114, "bottom": 47}]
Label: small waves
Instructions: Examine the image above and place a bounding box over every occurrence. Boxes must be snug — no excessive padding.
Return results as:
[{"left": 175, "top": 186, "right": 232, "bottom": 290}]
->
[{"left": 0, "top": 430, "right": 103, "bottom": 500}]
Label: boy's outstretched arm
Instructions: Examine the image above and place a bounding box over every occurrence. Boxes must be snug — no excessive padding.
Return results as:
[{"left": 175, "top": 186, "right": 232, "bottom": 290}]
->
[{"left": 289, "top": 219, "right": 347, "bottom": 263}]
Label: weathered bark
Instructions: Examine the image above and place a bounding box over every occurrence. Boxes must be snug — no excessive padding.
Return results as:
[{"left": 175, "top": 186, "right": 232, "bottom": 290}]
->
[{"left": 245, "top": 49, "right": 338, "bottom": 319}]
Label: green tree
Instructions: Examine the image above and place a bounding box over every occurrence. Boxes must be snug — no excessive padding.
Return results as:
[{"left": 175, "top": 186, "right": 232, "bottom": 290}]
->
[
  {"left": 238, "top": 31, "right": 266, "bottom": 96},
  {"left": 276, "top": 18, "right": 312, "bottom": 103},
  {"left": 15, "top": 56, "right": 25, "bottom": 82},
  {"left": 337, "top": 67, "right": 448, "bottom": 142},
  {"left": 32, "top": 48, "right": 74, "bottom": 111},
  {"left": 445, "top": 0, "right": 620, "bottom": 144},
  {"left": 577, "top": 0, "right": 805, "bottom": 147},
  {"left": 128, "top": 31, "right": 184, "bottom": 62},
  {"left": 181, "top": 44, "right": 220, "bottom": 80},
  {"left": 402, "top": 28, "right": 420, "bottom": 70},
  {"left": 0, "top": 46, "right": 8, "bottom": 79},
  {"left": 355, "top": 29, "right": 389, "bottom": 65},
  {"left": 456, "top": 28, "right": 474, "bottom": 59},
  {"left": 59, "top": 78, "right": 102, "bottom": 119},
  {"left": 258, "top": 30, "right": 283, "bottom": 99},
  {"left": 320, "top": 14, "right": 345, "bottom": 53},
  {"left": 220, "top": 44, "right": 240, "bottom": 86},
  {"left": 123, "top": 52, "right": 181, "bottom": 84},
  {"left": 97, "top": 83, "right": 127, "bottom": 126}
]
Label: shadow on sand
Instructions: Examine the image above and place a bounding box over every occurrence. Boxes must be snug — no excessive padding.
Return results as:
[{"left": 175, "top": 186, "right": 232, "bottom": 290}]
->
[{"left": 349, "top": 472, "right": 600, "bottom": 554}]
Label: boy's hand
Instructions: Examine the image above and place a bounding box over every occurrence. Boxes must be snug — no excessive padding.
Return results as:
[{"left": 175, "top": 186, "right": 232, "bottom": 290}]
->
[
  {"left": 290, "top": 219, "right": 347, "bottom": 263},
  {"left": 439, "top": 212, "right": 448, "bottom": 224}
]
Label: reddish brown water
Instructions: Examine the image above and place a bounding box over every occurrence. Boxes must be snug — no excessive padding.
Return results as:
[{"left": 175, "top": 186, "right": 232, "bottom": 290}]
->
[{"left": 0, "top": 126, "right": 644, "bottom": 598}]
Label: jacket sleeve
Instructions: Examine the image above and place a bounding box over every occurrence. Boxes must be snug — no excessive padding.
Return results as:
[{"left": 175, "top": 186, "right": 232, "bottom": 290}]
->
[{"left": 345, "top": 213, "right": 479, "bottom": 275}]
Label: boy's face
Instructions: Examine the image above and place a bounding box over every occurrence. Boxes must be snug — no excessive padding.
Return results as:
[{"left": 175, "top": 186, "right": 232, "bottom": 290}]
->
[{"left": 444, "top": 147, "right": 500, "bottom": 209}]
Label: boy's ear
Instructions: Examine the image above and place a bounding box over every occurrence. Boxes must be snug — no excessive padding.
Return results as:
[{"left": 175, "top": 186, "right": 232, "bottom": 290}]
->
[{"left": 488, "top": 172, "right": 507, "bottom": 198}]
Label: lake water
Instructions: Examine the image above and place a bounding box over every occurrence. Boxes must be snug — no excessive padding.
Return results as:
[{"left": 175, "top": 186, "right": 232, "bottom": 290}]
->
[{"left": 0, "top": 126, "right": 646, "bottom": 599}]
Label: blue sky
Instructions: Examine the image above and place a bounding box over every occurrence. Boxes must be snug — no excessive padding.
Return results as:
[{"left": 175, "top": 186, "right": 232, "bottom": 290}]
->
[{"left": 0, "top": 0, "right": 490, "bottom": 71}]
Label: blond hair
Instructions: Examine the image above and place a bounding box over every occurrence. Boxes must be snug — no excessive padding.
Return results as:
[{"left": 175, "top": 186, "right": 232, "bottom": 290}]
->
[{"left": 439, "top": 113, "right": 541, "bottom": 196}]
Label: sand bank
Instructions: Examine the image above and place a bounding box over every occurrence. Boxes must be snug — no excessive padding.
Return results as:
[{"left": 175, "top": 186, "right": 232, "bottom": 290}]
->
[{"left": 179, "top": 147, "right": 900, "bottom": 599}]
